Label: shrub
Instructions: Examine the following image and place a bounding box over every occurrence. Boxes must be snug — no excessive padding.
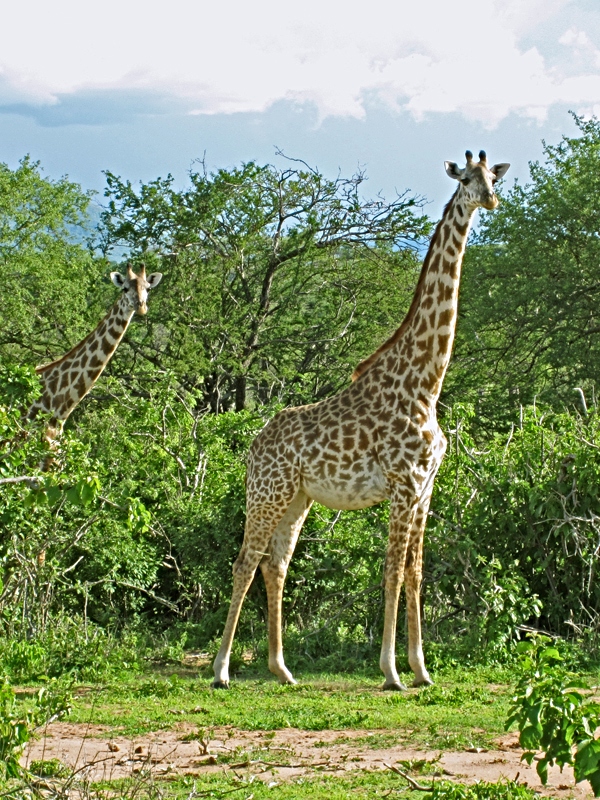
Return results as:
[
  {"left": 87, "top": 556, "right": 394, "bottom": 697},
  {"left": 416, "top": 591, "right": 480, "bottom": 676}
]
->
[{"left": 507, "top": 637, "right": 600, "bottom": 794}]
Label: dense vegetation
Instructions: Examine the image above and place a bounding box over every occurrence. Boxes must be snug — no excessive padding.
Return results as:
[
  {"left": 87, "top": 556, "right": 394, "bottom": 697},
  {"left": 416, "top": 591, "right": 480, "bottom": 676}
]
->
[{"left": 2, "top": 117, "right": 600, "bottom": 690}]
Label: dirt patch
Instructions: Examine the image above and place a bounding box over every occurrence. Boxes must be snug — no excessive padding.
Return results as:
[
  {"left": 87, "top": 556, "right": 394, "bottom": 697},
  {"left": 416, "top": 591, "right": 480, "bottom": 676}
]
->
[{"left": 24, "top": 724, "right": 593, "bottom": 796}]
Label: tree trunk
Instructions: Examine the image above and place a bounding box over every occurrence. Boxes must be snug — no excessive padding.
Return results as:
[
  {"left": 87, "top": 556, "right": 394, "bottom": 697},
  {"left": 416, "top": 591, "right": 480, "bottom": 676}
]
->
[{"left": 235, "top": 374, "right": 247, "bottom": 411}]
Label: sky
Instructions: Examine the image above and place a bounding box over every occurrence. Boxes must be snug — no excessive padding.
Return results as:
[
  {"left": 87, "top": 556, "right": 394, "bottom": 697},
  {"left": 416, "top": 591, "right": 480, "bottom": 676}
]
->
[{"left": 1, "top": 0, "right": 599, "bottom": 218}]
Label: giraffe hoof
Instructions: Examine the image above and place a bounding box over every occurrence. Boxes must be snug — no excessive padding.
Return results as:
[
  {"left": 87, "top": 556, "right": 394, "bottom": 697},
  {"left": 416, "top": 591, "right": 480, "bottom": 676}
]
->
[
  {"left": 211, "top": 680, "right": 230, "bottom": 690},
  {"left": 382, "top": 681, "right": 407, "bottom": 692},
  {"left": 412, "top": 677, "right": 434, "bottom": 688}
]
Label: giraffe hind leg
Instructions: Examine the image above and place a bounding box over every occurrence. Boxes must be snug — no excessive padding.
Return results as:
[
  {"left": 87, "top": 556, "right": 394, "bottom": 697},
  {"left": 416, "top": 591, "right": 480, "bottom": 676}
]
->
[{"left": 260, "top": 489, "right": 313, "bottom": 685}]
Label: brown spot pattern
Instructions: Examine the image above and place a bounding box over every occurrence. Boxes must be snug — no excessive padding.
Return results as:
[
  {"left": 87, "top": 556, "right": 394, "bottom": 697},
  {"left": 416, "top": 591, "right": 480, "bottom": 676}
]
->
[{"left": 214, "top": 155, "right": 508, "bottom": 690}]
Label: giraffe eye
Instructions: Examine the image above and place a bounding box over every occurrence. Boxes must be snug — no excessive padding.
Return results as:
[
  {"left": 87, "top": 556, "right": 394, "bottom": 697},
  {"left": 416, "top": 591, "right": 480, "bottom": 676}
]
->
[{"left": 461, "top": 177, "right": 471, "bottom": 186}]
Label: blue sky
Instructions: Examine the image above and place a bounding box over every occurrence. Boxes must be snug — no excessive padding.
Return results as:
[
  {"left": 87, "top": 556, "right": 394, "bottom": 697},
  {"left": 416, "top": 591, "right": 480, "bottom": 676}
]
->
[{"left": 0, "top": 0, "right": 598, "bottom": 218}]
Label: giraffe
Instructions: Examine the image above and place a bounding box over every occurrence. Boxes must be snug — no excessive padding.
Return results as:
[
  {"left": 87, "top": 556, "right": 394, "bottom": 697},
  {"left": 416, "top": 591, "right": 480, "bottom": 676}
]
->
[
  {"left": 26, "top": 264, "right": 162, "bottom": 451},
  {"left": 212, "top": 151, "right": 510, "bottom": 691}
]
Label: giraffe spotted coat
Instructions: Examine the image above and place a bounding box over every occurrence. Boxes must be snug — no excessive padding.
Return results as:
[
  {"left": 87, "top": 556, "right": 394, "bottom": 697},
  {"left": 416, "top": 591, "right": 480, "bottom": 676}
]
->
[{"left": 213, "top": 152, "right": 510, "bottom": 690}]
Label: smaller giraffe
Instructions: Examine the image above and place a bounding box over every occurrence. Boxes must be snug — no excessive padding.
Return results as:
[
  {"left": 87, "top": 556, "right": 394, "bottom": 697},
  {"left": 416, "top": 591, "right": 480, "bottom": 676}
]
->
[{"left": 27, "top": 264, "right": 162, "bottom": 446}]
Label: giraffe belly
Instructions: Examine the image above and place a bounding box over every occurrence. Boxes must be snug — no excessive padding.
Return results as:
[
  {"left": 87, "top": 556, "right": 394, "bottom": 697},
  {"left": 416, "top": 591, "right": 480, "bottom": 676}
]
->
[{"left": 300, "top": 465, "right": 388, "bottom": 511}]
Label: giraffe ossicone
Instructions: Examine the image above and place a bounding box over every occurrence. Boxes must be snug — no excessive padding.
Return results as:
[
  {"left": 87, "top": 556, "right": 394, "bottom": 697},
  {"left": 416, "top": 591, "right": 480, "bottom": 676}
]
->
[
  {"left": 213, "top": 152, "right": 509, "bottom": 691},
  {"left": 27, "top": 264, "right": 162, "bottom": 448}
]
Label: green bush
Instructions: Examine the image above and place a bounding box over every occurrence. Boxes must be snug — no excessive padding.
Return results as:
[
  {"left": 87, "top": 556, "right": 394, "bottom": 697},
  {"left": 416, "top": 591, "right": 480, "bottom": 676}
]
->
[
  {"left": 430, "top": 780, "right": 536, "bottom": 799},
  {"left": 0, "top": 677, "right": 71, "bottom": 783},
  {"left": 507, "top": 637, "right": 600, "bottom": 794},
  {"left": 428, "top": 403, "right": 600, "bottom": 647}
]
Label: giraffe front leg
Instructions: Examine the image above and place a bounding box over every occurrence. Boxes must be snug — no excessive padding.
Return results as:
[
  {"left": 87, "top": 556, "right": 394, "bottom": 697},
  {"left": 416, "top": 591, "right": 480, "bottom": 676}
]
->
[
  {"left": 405, "top": 508, "right": 433, "bottom": 688},
  {"left": 405, "top": 458, "right": 442, "bottom": 687},
  {"left": 260, "top": 490, "right": 312, "bottom": 685},
  {"left": 380, "top": 485, "right": 419, "bottom": 691}
]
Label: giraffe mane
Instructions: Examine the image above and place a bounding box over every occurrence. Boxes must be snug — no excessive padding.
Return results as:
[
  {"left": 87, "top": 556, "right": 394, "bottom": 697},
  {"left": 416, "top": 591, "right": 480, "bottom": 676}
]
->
[
  {"left": 35, "top": 305, "right": 115, "bottom": 374},
  {"left": 351, "top": 189, "right": 459, "bottom": 382}
]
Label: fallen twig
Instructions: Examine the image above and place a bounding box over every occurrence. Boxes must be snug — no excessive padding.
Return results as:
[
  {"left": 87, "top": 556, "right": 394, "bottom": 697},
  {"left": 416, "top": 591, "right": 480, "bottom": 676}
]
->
[
  {"left": 229, "top": 757, "right": 332, "bottom": 770},
  {"left": 384, "top": 763, "right": 434, "bottom": 792},
  {"left": 190, "top": 787, "right": 251, "bottom": 797},
  {"left": 229, "top": 758, "right": 298, "bottom": 769}
]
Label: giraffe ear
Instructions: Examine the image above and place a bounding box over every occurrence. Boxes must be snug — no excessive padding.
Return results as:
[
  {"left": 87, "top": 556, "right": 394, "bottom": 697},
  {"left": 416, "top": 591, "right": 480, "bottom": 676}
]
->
[
  {"left": 445, "top": 161, "right": 465, "bottom": 181},
  {"left": 147, "top": 272, "right": 163, "bottom": 288},
  {"left": 491, "top": 163, "right": 510, "bottom": 180},
  {"left": 110, "top": 272, "right": 127, "bottom": 288}
]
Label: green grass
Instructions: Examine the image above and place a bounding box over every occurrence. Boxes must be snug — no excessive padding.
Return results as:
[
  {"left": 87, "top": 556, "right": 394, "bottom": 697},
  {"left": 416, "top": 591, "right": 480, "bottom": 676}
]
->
[
  {"left": 6, "top": 663, "right": 553, "bottom": 799},
  {"left": 93, "top": 771, "right": 421, "bottom": 799},
  {"left": 92, "top": 772, "right": 537, "bottom": 799},
  {"left": 67, "top": 665, "right": 511, "bottom": 750}
]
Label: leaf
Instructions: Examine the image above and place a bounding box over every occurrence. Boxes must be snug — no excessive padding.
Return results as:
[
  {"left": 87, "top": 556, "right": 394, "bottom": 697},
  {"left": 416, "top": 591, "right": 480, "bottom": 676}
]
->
[
  {"left": 540, "top": 647, "right": 561, "bottom": 663},
  {"left": 46, "top": 486, "right": 62, "bottom": 506},
  {"left": 536, "top": 758, "right": 549, "bottom": 785},
  {"left": 520, "top": 750, "right": 536, "bottom": 766},
  {"left": 78, "top": 481, "right": 95, "bottom": 505},
  {"left": 588, "top": 768, "right": 600, "bottom": 798},
  {"left": 65, "top": 487, "right": 80, "bottom": 505},
  {"left": 520, "top": 725, "right": 542, "bottom": 750}
]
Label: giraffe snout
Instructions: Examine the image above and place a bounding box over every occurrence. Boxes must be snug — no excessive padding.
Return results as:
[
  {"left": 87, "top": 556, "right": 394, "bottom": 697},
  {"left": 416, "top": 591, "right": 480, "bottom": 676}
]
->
[{"left": 481, "top": 192, "right": 498, "bottom": 210}]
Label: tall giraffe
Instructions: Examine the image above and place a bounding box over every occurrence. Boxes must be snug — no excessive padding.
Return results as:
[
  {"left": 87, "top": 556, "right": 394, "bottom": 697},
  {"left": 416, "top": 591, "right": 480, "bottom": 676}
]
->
[
  {"left": 213, "top": 151, "right": 510, "bottom": 690},
  {"left": 27, "top": 264, "right": 162, "bottom": 448}
]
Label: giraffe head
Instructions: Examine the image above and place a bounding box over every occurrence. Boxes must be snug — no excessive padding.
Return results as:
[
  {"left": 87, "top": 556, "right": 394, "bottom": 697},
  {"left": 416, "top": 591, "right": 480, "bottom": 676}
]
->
[
  {"left": 444, "top": 150, "right": 510, "bottom": 210},
  {"left": 110, "top": 264, "right": 163, "bottom": 315}
]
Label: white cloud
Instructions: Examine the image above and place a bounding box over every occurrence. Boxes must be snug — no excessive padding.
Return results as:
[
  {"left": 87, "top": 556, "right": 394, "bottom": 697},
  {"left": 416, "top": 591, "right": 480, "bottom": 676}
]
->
[{"left": 0, "top": 0, "right": 598, "bottom": 127}]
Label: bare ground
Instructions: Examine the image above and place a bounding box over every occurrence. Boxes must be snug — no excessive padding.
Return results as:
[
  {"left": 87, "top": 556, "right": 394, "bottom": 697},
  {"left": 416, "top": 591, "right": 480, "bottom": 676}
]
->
[{"left": 24, "top": 723, "right": 594, "bottom": 797}]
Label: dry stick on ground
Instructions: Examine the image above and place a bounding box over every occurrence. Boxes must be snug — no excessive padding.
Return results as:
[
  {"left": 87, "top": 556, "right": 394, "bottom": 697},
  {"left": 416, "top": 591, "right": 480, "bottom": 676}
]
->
[
  {"left": 228, "top": 758, "right": 331, "bottom": 770},
  {"left": 191, "top": 789, "right": 253, "bottom": 798},
  {"left": 384, "top": 763, "right": 434, "bottom": 792}
]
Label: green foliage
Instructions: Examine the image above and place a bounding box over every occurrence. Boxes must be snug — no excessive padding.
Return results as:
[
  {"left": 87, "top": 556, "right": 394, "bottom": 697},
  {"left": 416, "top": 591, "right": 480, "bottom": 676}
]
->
[
  {"left": 507, "top": 637, "right": 600, "bottom": 794},
  {"left": 0, "top": 157, "right": 98, "bottom": 368},
  {"left": 0, "top": 365, "right": 161, "bottom": 645},
  {"left": 0, "top": 677, "right": 72, "bottom": 783},
  {"left": 429, "top": 780, "right": 536, "bottom": 799},
  {"left": 29, "top": 758, "right": 70, "bottom": 778},
  {"left": 0, "top": 617, "right": 146, "bottom": 682},
  {"left": 0, "top": 680, "right": 29, "bottom": 780},
  {"left": 428, "top": 403, "right": 600, "bottom": 644},
  {"left": 98, "top": 159, "right": 430, "bottom": 411}
]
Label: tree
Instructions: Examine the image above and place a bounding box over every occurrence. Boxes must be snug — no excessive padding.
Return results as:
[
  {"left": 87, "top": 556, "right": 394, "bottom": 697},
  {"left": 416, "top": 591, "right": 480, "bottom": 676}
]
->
[
  {"left": 98, "top": 158, "right": 431, "bottom": 411},
  {"left": 446, "top": 115, "right": 600, "bottom": 425},
  {"left": 0, "top": 157, "right": 98, "bottom": 368}
]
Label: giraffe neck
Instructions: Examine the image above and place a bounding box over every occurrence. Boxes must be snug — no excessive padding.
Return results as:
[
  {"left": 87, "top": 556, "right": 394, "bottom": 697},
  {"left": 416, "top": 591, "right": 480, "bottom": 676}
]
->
[
  {"left": 353, "top": 189, "right": 475, "bottom": 405},
  {"left": 27, "top": 294, "right": 135, "bottom": 425},
  {"left": 400, "top": 189, "right": 474, "bottom": 400}
]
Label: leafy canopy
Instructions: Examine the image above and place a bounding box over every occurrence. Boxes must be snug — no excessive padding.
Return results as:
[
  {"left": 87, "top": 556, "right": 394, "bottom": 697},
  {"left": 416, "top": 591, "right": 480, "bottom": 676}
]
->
[{"left": 99, "top": 159, "right": 431, "bottom": 411}]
